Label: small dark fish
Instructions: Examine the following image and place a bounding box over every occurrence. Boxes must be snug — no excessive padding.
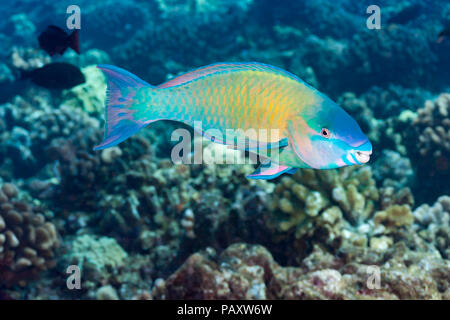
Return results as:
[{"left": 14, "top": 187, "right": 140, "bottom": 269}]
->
[
  {"left": 387, "top": 4, "right": 423, "bottom": 25},
  {"left": 38, "top": 25, "right": 80, "bottom": 56},
  {"left": 437, "top": 26, "right": 450, "bottom": 43},
  {"left": 20, "top": 62, "right": 85, "bottom": 90}
]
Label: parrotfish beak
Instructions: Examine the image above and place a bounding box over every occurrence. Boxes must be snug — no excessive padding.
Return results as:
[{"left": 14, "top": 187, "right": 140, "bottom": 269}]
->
[{"left": 352, "top": 141, "right": 372, "bottom": 164}]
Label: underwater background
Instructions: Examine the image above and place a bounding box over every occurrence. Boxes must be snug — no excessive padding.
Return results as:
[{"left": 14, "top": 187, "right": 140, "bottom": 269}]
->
[{"left": 0, "top": 0, "right": 449, "bottom": 299}]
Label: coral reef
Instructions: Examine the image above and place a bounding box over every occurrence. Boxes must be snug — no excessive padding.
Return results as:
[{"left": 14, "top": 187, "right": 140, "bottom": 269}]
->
[
  {"left": 408, "top": 94, "right": 450, "bottom": 169},
  {"left": 64, "top": 234, "right": 127, "bottom": 278},
  {"left": 0, "top": 183, "right": 59, "bottom": 287},
  {"left": 403, "top": 94, "right": 450, "bottom": 200},
  {"left": 372, "top": 150, "right": 414, "bottom": 189},
  {"left": 413, "top": 196, "right": 450, "bottom": 259},
  {"left": 92, "top": 141, "right": 272, "bottom": 271},
  {"left": 267, "top": 166, "right": 417, "bottom": 265},
  {"left": 154, "top": 242, "right": 449, "bottom": 300},
  {"left": 0, "top": 95, "right": 100, "bottom": 178},
  {"left": 61, "top": 65, "right": 107, "bottom": 116},
  {"left": 361, "top": 85, "right": 430, "bottom": 119}
]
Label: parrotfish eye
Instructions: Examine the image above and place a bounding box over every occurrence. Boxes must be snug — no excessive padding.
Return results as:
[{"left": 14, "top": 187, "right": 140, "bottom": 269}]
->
[{"left": 320, "top": 128, "right": 330, "bottom": 138}]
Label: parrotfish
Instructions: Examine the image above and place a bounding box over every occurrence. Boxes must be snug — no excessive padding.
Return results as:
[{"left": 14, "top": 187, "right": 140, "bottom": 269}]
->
[{"left": 94, "top": 62, "right": 372, "bottom": 179}]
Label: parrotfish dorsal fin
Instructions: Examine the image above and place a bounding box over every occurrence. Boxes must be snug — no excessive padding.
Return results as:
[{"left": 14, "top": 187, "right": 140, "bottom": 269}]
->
[{"left": 157, "top": 62, "right": 306, "bottom": 89}]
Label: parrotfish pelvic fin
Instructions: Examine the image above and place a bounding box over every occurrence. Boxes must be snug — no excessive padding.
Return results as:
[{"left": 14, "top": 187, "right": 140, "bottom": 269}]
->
[
  {"left": 247, "top": 161, "right": 297, "bottom": 180},
  {"left": 93, "top": 65, "right": 153, "bottom": 150}
]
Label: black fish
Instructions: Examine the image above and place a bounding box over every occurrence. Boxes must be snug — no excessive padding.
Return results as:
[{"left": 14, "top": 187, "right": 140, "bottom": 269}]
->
[
  {"left": 20, "top": 62, "right": 85, "bottom": 90},
  {"left": 437, "top": 26, "right": 450, "bottom": 43},
  {"left": 387, "top": 4, "right": 423, "bottom": 25},
  {"left": 38, "top": 25, "right": 80, "bottom": 56}
]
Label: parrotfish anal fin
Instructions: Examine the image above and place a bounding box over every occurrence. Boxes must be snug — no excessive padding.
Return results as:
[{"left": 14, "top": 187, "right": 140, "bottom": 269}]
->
[
  {"left": 247, "top": 161, "right": 297, "bottom": 180},
  {"left": 157, "top": 62, "right": 306, "bottom": 88},
  {"left": 94, "top": 65, "right": 153, "bottom": 150}
]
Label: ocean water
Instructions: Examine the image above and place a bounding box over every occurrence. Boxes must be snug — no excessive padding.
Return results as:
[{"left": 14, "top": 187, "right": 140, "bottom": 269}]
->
[{"left": 0, "top": 0, "right": 448, "bottom": 300}]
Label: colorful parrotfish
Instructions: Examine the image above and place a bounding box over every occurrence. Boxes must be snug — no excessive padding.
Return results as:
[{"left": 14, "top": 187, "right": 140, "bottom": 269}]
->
[{"left": 94, "top": 62, "right": 372, "bottom": 179}]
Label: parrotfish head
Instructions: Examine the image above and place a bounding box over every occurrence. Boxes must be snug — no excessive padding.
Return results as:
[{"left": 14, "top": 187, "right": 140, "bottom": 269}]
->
[{"left": 288, "top": 96, "right": 372, "bottom": 169}]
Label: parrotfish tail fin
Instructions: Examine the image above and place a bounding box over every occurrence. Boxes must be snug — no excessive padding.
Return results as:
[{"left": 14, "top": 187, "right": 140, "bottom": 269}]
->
[
  {"left": 69, "top": 29, "right": 80, "bottom": 54},
  {"left": 94, "top": 64, "right": 153, "bottom": 151},
  {"left": 247, "top": 161, "right": 298, "bottom": 180}
]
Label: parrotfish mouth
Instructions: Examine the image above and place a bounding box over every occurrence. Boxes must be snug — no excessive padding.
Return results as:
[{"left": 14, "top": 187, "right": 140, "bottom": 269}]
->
[
  {"left": 354, "top": 150, "right": 372, "bottom": 164},
  {"left": 352, "top": 140, "right": 373, "bottom": 164}
]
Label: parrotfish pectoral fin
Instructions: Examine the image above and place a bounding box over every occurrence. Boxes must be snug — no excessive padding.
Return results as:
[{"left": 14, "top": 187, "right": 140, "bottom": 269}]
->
[
  {"left": 247, "top": 161, "right": 297, "bottom": 180},
  {"left": 94, "top": 65, "right": 153, "bottom": 150}
]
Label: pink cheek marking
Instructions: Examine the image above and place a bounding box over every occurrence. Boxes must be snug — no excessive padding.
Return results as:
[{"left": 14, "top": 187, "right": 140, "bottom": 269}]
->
[
  {"left": 336, "top": 159, "right": 346, "bottom": 167},
  {"left": 347, "top": 154, "right": 356, "bottom": 165}
]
